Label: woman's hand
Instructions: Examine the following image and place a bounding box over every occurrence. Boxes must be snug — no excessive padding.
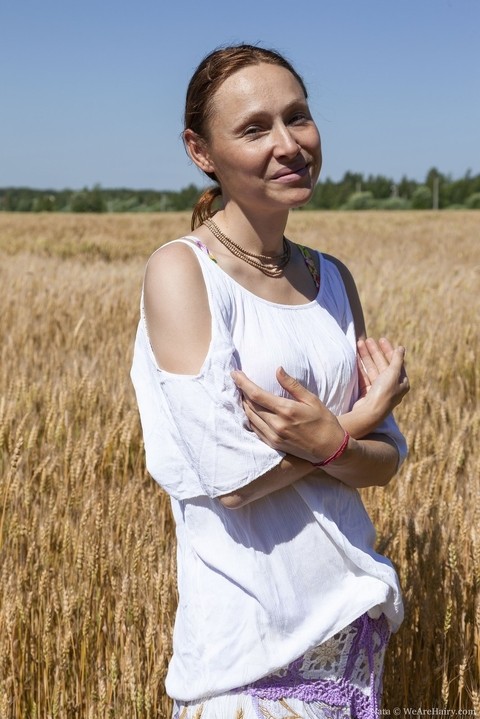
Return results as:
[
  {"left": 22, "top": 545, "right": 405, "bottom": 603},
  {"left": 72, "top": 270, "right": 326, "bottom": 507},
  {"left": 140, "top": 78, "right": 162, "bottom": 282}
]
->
[
  {"left": 231, "top": 367, "right": 345, "bottom": 464},
  {"left": 354, "top": 337, "right": 410, "bottom": 425},
  {"left": 231, "top": 337, "right": 409, "bottom": 461}
]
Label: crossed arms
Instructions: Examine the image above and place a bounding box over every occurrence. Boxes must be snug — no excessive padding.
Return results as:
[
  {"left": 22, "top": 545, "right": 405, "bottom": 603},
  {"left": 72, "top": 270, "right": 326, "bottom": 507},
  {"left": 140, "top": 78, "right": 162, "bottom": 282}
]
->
[{"left": 144, "top": 242, "right": 409, "bottom": 509}]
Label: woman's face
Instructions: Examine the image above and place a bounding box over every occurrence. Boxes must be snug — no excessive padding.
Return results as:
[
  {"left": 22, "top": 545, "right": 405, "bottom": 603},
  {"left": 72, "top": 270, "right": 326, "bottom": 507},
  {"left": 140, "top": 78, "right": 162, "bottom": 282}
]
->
[{"left": 191, "top": 63, "right": 322, "bottom": 215}]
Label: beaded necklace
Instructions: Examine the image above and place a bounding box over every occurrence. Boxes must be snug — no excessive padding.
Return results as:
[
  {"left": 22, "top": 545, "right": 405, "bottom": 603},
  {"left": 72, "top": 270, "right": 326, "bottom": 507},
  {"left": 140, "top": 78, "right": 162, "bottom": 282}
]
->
[
  {"left": 193, "top": 237, "right": 320, "bottom": 291},
  {"left": 204, "top": 218, "right": 291, "bottom": 279}
]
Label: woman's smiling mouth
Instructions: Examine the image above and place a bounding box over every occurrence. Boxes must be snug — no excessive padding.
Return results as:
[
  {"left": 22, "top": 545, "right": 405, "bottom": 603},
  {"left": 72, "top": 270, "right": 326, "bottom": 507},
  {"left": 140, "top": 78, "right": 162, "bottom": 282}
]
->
[{"left": 271, "top": 163, "right": 310, "bottom": 182}]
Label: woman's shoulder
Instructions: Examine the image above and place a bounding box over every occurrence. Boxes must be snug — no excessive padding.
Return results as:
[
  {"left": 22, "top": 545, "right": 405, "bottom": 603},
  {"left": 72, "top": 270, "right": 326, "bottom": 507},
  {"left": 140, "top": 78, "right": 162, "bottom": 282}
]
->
[
  {"left": 146, "top": 237, "right": 203, "bottom": 277},
  {"left": 143, "top": 239, "right": 213, "bottom": 375},
  {"left": 144, "top": 240, "right": 209, "bottom": 310}
]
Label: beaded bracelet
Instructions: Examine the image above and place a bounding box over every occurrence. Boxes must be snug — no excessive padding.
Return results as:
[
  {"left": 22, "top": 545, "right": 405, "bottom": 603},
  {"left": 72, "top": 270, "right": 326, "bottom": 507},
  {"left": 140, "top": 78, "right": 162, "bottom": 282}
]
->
[{"left": 311, "top": 430, "right": 350, "bottom": 468}]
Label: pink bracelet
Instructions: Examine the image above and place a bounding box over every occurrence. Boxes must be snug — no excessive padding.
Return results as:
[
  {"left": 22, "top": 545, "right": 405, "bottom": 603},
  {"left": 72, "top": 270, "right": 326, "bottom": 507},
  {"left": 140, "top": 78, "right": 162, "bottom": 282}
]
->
[{"left": 311, "top": 430, "right": 350, "bottom": 467}]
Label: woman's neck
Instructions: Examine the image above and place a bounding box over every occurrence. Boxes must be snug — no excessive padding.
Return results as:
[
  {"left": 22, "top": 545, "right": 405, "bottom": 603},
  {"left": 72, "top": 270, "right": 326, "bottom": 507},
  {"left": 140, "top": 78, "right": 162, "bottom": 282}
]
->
[{"left": 216, "top": 204, "right": 289, "bottom": 256}]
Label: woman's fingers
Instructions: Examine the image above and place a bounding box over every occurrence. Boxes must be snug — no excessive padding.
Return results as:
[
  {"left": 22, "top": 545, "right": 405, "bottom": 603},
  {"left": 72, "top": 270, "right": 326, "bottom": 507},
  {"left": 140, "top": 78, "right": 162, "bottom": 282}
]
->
[
  {"left": 275, "top": 367, "right": 316, "bottom": 403},
  {"left": 232, "top": 367, "right": 317, "bottom": 409},
  {"left": 364, "top": 338, "right": 390, "bottom": 372},
  {"left": 358, "top": 337, "right": 403, "bottom": 378},
  {"left": 234, "top": 367, "right": 336, "bottom": 459},
  {"left": 231, "top": 370, "right": 284, "bottom": 412},
  {"left": 242, "top": 398, "right": 284, "bottom": 450},
  {"left": 357, "top": 338, "right": 409, "bottom": 408},
  {"left": 378, "top": 337, "right": 395, "bottom": 361},
  {"left": 389, "top": 345, "right": 406, "bottom": 369},
  {"left": 233, "top": 370, "right": 293, "bottom": 441},
  {"left": 242, "top": 399, "right": 268, "bottom": 433},
  {"left": 357, "top": 339, "right": 384, "bottom": 380},
  {"left": 357, "top": 354, "right": 372, "bottom": 396},
  {"left": 392, "top": 345, "right": 409, "bottom": 393}
]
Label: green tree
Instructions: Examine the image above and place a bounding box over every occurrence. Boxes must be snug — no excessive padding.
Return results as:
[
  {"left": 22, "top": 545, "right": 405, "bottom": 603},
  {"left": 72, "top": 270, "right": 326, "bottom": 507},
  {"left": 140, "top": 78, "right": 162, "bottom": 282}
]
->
[
  {"left": 465, "top": 193, "right": 480, "bottom": 209},
  {"left": 71, "top": 185, "right": 106, "bottom": 212},
  {"left": 378, "top": 197, "right": 410, "bottom": 210},
  {"left": 344, "top": 191, "right": 376, "bottom": 210},
  {"left": 365, "top": 174, "right": 392, "bottom": 199},
  {"left": 411, "top": 185, "right": 432, "bottom": 209},
  {"left": 397, "top": 175, "right": 416, "bottom": 200},
  {"left": 309, "top": 179, "right": 339, "bottom": 209}
]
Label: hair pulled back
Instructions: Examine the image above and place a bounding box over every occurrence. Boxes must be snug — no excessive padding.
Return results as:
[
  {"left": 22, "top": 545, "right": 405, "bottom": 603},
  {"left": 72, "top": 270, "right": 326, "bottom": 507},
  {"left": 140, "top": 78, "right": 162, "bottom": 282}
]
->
[{"left": 184, "top": 44, "right": 308, "bottom": 230}]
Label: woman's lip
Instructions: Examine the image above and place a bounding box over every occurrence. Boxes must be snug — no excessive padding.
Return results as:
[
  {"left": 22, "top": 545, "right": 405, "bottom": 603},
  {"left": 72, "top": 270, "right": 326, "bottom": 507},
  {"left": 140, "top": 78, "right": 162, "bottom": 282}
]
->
[{"left": 271, "top": 165, "right": 309, "bottom": 182}]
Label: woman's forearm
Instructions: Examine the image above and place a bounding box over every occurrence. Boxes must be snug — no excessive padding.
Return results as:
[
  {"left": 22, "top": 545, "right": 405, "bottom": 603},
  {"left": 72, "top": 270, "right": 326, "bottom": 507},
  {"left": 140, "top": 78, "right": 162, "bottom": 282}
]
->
[
  {"left": 219, "top": 433, "right": 397, "bottom": 509},
  {"left": 219, "top": 432, "right": 399, "bottom": 509},
  {"left": 219, "top": 455, "right": 316, "bottom": 509},
  {"left": 321, "top": 433, "right": 399, "bottom": 488},
  {"left": 337, "top": 405, "right": 384, "bottom": 440}
]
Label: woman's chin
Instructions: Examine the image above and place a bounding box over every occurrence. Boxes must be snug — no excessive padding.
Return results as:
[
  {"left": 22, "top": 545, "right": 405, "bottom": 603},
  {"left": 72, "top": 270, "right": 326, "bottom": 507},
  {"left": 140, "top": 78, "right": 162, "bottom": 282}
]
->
[{"left": 286, "top": 187, "right": 315, "bottom": 210}]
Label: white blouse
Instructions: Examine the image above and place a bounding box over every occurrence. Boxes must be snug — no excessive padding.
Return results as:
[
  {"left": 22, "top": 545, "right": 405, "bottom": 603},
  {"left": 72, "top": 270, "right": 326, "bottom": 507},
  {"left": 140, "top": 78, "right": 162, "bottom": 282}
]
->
[{"left": 130, "top": 238, "right": 407, "bottom": 702}]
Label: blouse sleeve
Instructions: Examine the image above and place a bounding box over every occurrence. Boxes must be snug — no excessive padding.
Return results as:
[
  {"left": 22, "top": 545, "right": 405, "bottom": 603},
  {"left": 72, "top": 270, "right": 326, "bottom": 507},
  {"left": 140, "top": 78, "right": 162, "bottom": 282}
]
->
[
  {"left": 370, "top": 412, "right": 408, "bottom": 469},
  {"left": 130, "top": 263, "right": 284, "bottom": 502}
]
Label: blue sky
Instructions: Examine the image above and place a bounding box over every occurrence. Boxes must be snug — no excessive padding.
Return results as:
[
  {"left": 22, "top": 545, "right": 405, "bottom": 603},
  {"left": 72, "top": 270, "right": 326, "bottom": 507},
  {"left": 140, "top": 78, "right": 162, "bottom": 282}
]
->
[{"left": 1, "top": 0, "right": 479, "bottom": 190}]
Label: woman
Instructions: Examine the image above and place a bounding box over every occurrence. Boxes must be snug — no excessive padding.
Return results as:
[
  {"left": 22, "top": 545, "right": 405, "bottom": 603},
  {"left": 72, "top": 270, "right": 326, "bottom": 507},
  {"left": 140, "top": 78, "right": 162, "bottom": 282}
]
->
[{"left": 131, "top": 44, "right": 409, "bottom": 719}]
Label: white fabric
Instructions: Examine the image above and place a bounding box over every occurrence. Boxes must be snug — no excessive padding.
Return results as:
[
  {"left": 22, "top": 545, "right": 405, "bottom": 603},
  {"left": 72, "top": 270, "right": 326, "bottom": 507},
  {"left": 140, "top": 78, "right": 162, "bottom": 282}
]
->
[{"left": 130, "top": 238, "right": 407, "bottom": 703}]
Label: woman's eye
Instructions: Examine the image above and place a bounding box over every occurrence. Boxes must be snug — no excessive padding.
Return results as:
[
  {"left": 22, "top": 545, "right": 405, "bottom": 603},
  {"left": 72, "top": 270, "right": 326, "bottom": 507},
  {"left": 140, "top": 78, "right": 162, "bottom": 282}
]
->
[{"left": 290, "top": 113, "right": 308, "bottom": 124}]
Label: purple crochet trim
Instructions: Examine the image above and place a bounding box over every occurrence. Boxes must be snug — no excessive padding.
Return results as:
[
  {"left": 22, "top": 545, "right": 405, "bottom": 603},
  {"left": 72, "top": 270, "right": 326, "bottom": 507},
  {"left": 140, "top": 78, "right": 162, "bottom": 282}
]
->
[{"left": 244, "top": 613, "right": 390, "bottom": 719}]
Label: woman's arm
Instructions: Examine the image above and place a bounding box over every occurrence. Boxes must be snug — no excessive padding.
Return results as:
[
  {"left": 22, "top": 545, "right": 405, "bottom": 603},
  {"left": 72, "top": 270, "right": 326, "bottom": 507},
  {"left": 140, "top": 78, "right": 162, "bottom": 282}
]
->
[
  {"left": 143, "top": 243, "right": 318, "bottom": 506},
  {"left": 232, "top": 366, "right": 402, "bottom": 489},
  {"left": 143, "top": 242, "right": 212, "bottom": 374},
  {"left": 345, "top": 337, "right": 409, "bottom": 437},
  {"left": 218, "top": 455, "right": 317, "bottom": 509},
  {"left": 229, "top": 256, "right": 409, "bottom": 492}
]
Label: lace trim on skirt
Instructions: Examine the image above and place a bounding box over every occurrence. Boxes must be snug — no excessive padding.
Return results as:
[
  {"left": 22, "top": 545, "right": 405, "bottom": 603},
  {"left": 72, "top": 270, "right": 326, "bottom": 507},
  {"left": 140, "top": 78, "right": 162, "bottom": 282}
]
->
[{"left": 172, "top": 612, "right": 391, "bottom": 719}]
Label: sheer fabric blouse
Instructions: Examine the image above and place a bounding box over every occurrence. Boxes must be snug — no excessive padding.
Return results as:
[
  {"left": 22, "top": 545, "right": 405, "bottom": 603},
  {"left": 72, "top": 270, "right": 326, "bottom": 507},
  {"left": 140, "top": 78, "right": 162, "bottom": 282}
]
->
[{"left": 130, "top": 238, "right": 407, "bottom": 702}]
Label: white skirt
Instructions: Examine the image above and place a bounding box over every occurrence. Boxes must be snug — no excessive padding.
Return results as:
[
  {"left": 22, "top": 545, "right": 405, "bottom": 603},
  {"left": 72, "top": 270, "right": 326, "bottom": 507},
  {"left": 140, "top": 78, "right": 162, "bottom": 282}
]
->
[{"left": 172, "top": 612, "right": 390, "bottom": 719}]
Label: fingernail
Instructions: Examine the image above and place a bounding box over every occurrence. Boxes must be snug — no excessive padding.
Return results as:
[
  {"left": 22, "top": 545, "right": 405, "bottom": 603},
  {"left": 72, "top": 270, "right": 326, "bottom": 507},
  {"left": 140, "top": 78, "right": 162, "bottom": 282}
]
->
[{"left": 278, "top": 366, "right": 286, "bottom": 376}]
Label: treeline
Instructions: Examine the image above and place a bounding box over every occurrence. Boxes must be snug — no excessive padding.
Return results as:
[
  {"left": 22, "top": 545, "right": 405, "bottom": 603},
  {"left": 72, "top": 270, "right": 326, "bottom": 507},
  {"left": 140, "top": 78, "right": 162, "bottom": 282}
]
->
[
  {"left": 310, "top": 168, "right": 480, "bottom": 210},
  {"left": 0, "top": 184, "right": 201, "bottom": 213},
  {"left": 1, "top": 168, "right": 480, "bottom": 212}
]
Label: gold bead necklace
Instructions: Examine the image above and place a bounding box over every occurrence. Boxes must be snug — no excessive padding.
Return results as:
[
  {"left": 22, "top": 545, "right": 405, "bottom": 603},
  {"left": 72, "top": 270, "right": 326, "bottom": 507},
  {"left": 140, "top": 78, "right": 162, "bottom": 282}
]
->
[{"left": 204, "top": 218, "right": 291, "bottom": 278}]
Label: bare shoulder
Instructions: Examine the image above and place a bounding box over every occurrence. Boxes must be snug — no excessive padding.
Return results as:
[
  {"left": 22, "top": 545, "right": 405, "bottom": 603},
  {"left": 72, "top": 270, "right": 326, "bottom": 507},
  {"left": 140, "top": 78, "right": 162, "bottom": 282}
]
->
[
  {"left": 145, "top": 240, "right": 205, "bottom": 289},
  {"left": 143, "top": 241, "right": 212, "bottom": 374},
  {"left": 322, "top": 253, "right": 366, "bottom": 340}
]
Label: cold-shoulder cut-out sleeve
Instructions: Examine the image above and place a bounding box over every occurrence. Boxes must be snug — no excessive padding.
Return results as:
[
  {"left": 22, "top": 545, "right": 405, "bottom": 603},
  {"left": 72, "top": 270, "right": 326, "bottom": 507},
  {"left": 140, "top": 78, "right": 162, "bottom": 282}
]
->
[{"left": 130, "top": 242, "right": 284, "bottom": 501}]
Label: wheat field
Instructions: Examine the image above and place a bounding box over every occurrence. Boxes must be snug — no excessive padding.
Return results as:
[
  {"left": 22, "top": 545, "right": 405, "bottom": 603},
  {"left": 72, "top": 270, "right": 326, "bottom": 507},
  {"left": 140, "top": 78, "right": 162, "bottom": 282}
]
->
[{"left": 0, "top": 211, "right": 479, "bottom": 718}]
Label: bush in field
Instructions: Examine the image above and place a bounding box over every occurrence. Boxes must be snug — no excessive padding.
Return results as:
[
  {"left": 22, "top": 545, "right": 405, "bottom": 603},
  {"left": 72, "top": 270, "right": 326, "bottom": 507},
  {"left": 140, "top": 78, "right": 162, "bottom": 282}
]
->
[
  {"left": 411, "top": 185, "right": 432, "bottom": 209},
  {"left": 465, "top": 192, "right": 480, "bottom": 209},
  {"left": 70, "top": 184, "right": 106, "bottom": 212},
  {"left": 378, "top": 197, "right": 411, "bottom": 210},
  {"left": 344, "top": 191, "right": 376, "bottom": 210}
]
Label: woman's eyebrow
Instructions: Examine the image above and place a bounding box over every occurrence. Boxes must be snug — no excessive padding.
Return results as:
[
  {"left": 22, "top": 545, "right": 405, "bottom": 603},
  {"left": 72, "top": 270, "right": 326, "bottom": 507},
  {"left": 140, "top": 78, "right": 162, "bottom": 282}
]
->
[{"left": 233, "top": 98, "right": 309, "bottom": 130}]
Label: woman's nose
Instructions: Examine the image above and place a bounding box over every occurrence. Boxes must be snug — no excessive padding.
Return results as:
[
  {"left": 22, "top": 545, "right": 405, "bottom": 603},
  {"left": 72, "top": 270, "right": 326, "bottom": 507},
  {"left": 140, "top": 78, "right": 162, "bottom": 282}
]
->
[{"left": 272, "top": 123, "right": 300, "bottom": 158}]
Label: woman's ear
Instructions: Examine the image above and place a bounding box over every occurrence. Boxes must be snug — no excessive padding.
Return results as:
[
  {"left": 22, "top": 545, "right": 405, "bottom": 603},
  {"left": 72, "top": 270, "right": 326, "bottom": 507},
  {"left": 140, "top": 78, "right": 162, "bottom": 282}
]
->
[{"left": 183, "top": 129, "right": 215, "bottom": 174}]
